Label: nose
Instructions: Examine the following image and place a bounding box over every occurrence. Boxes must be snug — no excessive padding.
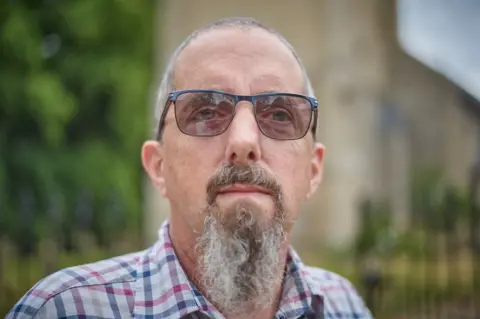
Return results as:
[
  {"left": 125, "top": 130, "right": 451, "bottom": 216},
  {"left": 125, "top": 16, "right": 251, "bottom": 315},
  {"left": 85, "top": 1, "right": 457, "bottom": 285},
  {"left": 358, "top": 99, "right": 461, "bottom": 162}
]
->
[{"left": 224, "top": 104, "right": 262, "bottom": 165}]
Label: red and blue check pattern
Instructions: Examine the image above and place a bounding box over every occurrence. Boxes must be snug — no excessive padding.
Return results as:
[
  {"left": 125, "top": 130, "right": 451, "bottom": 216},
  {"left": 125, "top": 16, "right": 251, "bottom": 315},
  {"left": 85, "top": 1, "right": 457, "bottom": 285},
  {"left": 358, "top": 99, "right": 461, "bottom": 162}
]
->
[{"left": 6, "top": 221, "right": 372, "bottom": 318}]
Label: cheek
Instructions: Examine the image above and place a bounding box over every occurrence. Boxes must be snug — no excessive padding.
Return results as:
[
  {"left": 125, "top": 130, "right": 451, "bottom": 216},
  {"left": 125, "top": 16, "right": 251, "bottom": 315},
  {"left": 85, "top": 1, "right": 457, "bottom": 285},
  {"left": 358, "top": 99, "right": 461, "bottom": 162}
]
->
[
  {"left": 284, "top": 168, "right": 311, "bottom": 214},
  {"left": 163, "top": 138, "right": 221, "bottom": 209},
  {"left": 267, "top": 150, "right": 312, "bottom": 216}
]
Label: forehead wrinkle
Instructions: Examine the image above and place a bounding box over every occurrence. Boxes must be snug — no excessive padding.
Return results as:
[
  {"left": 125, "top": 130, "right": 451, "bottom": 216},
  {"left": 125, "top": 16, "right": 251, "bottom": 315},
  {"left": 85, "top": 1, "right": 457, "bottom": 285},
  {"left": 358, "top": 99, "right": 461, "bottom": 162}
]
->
[
  {"left": 175, "top": 61, "right": 300, "bottom": 96},
  {"left": 249, "top": 74, "right": 297, "bottom": 94},
  {"left": 173, "top": 28, "right": 303, "bottom": 92},
  {"left": 180, "top": 73, "right": 238, "bottom": 93},
  {"left": 174, "top": 57, "right": 235, "bottom": 91}
]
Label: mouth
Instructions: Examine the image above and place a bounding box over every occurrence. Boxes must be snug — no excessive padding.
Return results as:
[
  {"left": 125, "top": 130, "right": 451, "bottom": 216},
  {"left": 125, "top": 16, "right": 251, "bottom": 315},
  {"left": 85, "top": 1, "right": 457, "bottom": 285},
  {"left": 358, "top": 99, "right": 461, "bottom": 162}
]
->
[{"left": 217, "top": 184, "right": 273, "bottom": 196}]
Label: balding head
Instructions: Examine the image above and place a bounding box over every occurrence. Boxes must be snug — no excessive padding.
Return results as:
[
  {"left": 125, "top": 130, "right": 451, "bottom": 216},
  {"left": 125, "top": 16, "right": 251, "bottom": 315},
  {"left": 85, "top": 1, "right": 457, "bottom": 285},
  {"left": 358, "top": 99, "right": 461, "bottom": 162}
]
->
[{"left": 154, "top": 17, "right": 314, "bottom": 140}]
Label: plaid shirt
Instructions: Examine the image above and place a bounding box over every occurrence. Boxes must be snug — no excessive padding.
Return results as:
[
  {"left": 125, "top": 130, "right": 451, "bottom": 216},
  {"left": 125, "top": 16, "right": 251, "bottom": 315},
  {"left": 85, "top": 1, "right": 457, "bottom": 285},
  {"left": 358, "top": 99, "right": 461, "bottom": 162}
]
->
[{"left": 7, "top": 222, "right": 372, "bottom": 318}]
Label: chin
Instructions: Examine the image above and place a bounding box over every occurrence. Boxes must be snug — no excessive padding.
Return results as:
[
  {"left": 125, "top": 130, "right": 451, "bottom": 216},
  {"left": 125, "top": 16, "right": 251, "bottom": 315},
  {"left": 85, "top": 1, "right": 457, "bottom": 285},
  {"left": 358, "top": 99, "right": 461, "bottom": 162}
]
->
[{"left": 220, "top": 204, "right": 277, "bottom": 233}]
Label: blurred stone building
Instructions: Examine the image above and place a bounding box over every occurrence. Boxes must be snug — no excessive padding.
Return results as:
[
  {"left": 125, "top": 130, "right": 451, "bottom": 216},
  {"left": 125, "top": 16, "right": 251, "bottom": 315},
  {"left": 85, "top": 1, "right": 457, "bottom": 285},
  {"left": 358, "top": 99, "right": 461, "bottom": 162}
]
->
[{"left": 144, "top": 0, "right": 478, "bottom": 249}]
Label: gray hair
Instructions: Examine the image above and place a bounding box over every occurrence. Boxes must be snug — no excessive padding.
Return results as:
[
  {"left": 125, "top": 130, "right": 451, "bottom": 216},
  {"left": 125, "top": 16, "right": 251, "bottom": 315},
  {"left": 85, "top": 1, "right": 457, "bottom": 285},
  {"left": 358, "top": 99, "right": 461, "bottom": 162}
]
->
[{"left": 153, "top": 17, "right": 315, "bottom": 140}]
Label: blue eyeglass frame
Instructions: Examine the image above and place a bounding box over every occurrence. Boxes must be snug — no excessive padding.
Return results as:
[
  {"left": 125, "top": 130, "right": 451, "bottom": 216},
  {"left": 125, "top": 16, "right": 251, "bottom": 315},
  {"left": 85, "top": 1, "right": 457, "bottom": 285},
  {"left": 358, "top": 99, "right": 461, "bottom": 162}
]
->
[{"left": 156, "top": 89, "right": 319, "bottom": 140}]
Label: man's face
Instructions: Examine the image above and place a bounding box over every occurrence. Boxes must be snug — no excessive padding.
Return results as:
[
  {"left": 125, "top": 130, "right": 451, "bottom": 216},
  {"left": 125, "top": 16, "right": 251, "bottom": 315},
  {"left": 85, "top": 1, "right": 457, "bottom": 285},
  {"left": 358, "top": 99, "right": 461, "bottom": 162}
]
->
[{"left": 142, "top": 27, "right": 324, "bottom": 312}]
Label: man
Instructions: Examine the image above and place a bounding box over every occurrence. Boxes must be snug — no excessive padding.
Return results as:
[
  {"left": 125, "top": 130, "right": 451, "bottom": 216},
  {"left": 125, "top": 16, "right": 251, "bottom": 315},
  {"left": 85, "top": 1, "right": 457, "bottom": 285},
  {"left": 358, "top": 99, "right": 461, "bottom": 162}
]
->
[{"left": 8, "top": 17, "right": 372, "bottom": 319}]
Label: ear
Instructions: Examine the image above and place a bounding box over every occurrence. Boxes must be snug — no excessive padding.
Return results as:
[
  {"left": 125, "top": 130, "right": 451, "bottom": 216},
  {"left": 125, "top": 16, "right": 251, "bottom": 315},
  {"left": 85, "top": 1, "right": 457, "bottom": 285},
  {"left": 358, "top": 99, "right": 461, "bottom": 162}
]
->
[
  {"left": 141, "top": 140, "right": 168, "bottom": 198},
  {"left": 306, "top": 142, "right": 325, "bottom": 200}
]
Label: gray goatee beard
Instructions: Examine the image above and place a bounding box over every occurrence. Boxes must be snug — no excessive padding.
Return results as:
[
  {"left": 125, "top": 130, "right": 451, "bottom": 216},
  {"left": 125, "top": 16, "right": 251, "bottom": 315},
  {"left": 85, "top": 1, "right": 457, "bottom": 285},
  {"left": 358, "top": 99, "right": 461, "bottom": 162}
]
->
[
  {"left": 196, "top": 203, "right": 286, "bottom": 315},
  {"left": 195, "top": 163, "right": 287, "bottom": 314}
]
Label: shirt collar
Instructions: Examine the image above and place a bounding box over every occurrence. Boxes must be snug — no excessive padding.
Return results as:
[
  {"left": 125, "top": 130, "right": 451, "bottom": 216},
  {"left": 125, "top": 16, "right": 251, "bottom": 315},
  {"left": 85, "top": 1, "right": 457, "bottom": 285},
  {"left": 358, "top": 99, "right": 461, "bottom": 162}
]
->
[{"left": 133, "top": 221, "right": 321, "bottom": 319}]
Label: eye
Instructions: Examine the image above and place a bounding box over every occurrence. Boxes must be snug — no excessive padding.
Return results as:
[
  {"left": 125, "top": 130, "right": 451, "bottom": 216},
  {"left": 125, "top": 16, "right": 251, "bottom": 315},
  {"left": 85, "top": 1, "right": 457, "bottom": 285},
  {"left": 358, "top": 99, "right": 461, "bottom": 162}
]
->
[
  {"left": 188, "top": 101, "right": 233, "bottom": 123},
  {"left": 193, "top": 107, "right": 216, "bottom": 121},
  {"left": 270, "top": 109, "right": 290, "bottom": 122},
  {"left": 260, "top": 105, "right": 294, "bottom": 123}
]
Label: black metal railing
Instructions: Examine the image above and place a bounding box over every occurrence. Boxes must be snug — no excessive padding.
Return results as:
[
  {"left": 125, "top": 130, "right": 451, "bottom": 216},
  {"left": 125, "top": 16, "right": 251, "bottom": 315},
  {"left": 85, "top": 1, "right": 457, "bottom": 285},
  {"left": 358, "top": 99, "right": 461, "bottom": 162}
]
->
[{"left": 357, "top": 171, "right": 480, "bottom": 318}]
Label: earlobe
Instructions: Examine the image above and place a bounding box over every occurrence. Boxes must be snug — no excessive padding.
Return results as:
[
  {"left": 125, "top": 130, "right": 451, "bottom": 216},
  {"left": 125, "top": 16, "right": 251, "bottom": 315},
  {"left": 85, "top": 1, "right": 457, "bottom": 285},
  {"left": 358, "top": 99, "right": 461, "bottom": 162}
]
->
[
  {"left": 306, "top": 142, "right": 325, "bottom": 200},
  {"left": 141, "top": 141, "right": 167, "bottom": 198}
]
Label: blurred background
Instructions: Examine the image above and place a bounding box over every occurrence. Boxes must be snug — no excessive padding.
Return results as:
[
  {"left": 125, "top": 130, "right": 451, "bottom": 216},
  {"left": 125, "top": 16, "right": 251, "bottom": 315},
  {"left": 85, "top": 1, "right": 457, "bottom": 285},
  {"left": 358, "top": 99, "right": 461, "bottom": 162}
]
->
[{"left": 1, "top": 0, "right": 479, "bottom": 318}]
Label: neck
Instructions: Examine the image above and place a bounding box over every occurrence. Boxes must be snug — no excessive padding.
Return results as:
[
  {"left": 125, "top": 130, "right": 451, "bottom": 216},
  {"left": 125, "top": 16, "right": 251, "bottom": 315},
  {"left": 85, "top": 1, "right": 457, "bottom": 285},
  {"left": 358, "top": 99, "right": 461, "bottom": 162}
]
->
[{"left": 168, "top": 217, "right": 291, "bottom": 319}]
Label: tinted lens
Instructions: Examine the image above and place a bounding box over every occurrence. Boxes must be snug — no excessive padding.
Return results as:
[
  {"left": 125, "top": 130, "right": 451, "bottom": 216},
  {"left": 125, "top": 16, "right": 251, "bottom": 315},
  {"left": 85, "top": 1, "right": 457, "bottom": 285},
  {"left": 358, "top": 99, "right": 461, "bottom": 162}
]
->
[
  {"left": 174, "top": 91, "right": 235, "bottom": 136},
  {"left": 254, "top": 95, "right": 312, "bottom": 139}
]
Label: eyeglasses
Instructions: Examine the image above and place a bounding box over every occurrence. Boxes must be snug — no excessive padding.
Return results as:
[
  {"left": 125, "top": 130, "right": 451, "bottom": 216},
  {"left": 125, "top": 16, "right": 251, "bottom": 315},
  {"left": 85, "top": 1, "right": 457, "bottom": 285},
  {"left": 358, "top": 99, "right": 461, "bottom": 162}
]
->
[{"left": 157, "top": 89, "right": 318, "bottom": 140}]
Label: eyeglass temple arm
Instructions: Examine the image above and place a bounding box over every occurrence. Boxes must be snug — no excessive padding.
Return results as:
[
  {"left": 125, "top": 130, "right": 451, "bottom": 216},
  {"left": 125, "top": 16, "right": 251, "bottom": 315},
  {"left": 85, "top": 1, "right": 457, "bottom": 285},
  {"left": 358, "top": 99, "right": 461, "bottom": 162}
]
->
[
  {"left": 311, "top": 109, "right": 318, "bottom": 138},
  {"left": 156, "top": 100, "right": 171, "bottom": 141}
]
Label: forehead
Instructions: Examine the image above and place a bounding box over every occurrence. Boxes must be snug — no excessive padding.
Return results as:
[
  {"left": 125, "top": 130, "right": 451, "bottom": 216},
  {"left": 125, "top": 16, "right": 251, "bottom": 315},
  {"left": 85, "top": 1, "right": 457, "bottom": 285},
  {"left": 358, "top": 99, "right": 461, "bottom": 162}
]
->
[{"left": 173, "top": 28, "right": 304, "bottom": 94}]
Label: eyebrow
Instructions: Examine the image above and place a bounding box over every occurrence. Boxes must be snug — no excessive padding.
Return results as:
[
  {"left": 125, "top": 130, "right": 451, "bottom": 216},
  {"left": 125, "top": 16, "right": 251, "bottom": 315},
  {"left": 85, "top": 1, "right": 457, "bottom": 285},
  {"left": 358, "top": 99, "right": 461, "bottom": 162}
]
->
[
  {"left": 207, "top": 87, "right": 237, "bottom": 94},
  {"left": 256, "top": 90, "right": 283, "bottom": 94},
  {"left": 191, "top": 87, "right": 290, "bottom": 95}
]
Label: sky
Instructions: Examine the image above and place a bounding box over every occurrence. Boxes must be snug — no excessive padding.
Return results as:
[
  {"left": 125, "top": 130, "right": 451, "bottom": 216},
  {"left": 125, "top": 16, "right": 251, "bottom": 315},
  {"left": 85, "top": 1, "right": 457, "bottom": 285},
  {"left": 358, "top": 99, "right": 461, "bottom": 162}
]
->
[{"left": 397, "top": 0, "right": 480, "bottom": 101}]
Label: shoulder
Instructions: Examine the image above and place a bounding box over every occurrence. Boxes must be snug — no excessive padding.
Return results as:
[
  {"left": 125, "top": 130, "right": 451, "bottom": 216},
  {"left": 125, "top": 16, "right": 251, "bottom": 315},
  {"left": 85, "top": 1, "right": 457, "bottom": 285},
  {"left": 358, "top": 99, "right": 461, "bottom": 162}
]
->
[
  {"left": 6, "top": 250, "right": 144, "bottom": 319},
  {"left": 302, "top": 265, "right": 373, "bottom": 318}
]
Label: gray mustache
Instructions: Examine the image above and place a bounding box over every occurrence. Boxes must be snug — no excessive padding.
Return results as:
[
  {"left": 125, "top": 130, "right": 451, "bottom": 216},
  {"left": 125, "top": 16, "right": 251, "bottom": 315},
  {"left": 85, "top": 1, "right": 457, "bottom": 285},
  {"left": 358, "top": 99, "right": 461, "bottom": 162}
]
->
[{"left": 206, "top": 164, "right": 282, "bottom": 204}]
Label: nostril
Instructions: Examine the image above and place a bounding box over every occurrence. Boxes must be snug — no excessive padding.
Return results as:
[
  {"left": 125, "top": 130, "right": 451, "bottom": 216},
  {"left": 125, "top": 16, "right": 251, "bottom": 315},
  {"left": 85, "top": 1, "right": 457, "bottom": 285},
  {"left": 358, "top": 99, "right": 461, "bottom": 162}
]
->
[{"left": 247, "top": 151, "right": 255, "bottom": 161}]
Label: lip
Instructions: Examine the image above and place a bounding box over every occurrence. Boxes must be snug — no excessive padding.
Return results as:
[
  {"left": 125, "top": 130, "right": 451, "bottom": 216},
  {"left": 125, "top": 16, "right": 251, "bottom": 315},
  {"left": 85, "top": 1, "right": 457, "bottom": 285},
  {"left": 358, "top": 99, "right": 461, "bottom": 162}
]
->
[{"left": 217, "top": 184, "right": 272, "bottom": 196}]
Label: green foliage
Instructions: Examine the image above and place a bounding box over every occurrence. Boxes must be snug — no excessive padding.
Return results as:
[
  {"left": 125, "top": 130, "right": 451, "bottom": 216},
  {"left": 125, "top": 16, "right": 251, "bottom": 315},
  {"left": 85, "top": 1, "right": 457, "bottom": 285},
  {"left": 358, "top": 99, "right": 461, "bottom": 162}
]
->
[
  {"left": 0, "top": 1, "right": 155, "bottom": 249},
  {"left": 410, "top": 167, "right": 445, "bottom": 223},
  {"left": 354, "top": 199, "right": 396, "bottom": 258},
  {"left": 355, "top": 168, "right": 477, "bottom": 259}
]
